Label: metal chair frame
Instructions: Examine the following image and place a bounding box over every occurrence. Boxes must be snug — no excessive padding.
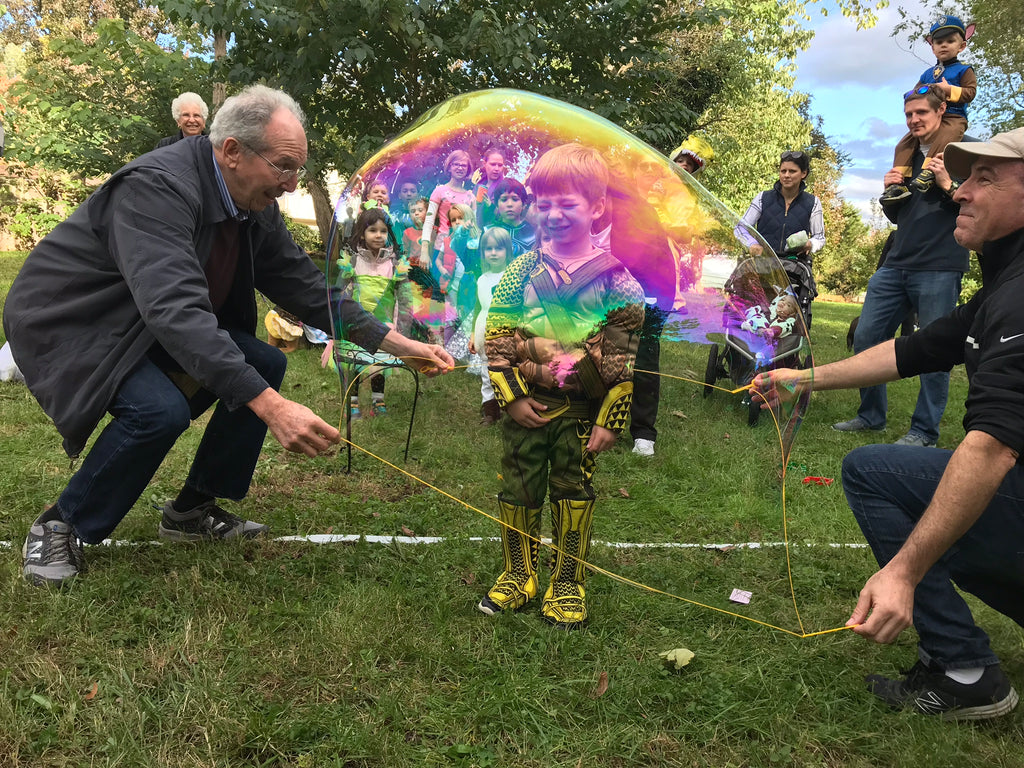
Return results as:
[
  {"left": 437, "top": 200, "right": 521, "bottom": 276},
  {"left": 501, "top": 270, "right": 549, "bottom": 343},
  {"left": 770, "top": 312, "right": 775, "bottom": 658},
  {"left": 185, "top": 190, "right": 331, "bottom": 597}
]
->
[{"left": 334, "top": 345, "right": 421, "bottom": 472}]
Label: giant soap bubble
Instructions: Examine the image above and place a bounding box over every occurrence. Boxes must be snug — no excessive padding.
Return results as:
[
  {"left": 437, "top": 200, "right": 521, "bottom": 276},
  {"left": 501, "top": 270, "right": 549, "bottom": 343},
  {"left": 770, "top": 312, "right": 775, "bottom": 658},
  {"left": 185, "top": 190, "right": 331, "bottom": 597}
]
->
[
  {"left": 325, "top": 88, "right": 811, "bottom": 456},
  {"left": 324, "top": 89, "right": 820, "bottom": 633}
]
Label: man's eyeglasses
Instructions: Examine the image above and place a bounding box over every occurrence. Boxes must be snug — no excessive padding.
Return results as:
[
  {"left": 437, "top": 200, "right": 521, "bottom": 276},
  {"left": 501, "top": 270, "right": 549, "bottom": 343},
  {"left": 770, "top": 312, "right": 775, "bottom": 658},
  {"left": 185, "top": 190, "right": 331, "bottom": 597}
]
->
[
  {"left": 781, "top": 150, "right": 807, "bottom": 162},
  {"left": 245, "top": 144, "right": 307, "bottom": 183}
]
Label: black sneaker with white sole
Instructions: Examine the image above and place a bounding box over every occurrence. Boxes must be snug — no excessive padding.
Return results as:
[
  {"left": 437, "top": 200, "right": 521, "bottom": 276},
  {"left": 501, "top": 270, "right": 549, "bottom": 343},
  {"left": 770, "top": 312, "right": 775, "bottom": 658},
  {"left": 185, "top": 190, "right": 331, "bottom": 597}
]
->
[
  {"left": 158, "top": 500, "right": 268, "bottom": 542},
  {"left": 866, "top": 661, "right": 1019, "bottom": 720},
  {"left": 23, "top": 519, "right": 84, "bottom": 586}
]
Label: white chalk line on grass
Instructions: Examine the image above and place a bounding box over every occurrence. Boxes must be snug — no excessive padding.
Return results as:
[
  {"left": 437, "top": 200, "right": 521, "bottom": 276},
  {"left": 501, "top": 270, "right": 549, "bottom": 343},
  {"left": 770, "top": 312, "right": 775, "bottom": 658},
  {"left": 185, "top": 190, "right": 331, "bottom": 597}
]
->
[{"left": 0, "top": 535, "right": 868, "bottom": 549}]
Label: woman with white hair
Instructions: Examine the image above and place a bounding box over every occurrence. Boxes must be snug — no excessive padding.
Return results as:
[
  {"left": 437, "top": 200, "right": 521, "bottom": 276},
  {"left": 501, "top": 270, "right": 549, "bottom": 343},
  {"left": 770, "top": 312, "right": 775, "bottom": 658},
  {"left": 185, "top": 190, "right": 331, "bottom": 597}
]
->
[{"left": 154, "top": 91, "right": 209, "bottom": 149}]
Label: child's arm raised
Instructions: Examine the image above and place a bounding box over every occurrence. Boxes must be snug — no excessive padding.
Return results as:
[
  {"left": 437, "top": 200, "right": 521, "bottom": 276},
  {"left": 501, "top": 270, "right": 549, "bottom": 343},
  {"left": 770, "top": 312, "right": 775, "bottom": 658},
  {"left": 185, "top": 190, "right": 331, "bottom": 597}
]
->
[
  {"left": 947, "top": 67, "right": 976, "bottom": 106},
  {"left": 420, "top": 192, "right": 442, "bottom": 266}
]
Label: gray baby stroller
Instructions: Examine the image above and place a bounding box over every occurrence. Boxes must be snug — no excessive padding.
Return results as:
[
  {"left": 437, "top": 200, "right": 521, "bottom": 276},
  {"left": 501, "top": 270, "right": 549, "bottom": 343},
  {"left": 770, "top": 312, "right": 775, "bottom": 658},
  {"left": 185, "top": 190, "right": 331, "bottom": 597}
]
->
[{"left": 703, "top": 254, "right": 814, "bottom": 425}]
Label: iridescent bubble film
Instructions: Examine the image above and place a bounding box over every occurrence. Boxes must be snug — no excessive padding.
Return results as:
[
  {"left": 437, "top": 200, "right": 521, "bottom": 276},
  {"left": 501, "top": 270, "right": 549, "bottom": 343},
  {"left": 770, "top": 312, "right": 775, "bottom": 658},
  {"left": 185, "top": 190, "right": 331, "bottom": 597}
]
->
[
  {"left": 326, "top": 89, "right": 812, "bottom": 459},
  {"left": 324, "top": 88, "right": 818, "bottom": 630}
]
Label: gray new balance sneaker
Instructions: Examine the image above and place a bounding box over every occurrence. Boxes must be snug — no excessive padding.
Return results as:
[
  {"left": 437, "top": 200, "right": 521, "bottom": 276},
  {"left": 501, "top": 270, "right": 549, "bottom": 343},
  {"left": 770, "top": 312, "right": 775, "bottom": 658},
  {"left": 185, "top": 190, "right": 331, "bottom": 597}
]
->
[
  {"left": 158, "top": 500, "right": 268, "bottom": 542},
  {"left": 23, "top": 519, "right": 84, "bottom": 586},
  {"left": 832, "top": 417, "right": 884, "bottom": 432},
  {"left": 894, "top": 432, "right": 937, "bottom": 447},
  {"left": 867, "top": 661, "right": 1019, "bottom": 720}
]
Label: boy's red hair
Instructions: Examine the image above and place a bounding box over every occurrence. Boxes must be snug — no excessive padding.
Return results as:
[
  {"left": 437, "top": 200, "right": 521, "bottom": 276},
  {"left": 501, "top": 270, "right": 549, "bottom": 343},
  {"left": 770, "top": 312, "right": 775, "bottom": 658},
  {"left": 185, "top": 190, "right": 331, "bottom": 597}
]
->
[{"left": 528, "top": 143, "right": 608, "bottom": 203}]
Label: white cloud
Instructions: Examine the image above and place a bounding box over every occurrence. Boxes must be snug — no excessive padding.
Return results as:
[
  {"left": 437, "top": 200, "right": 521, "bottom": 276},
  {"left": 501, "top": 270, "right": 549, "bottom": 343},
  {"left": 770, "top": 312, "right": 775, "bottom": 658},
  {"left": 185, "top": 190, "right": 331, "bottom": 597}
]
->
[
  {"left": 862, "top": 116, "right": 905, "bottom": 142},
  {"left": 840, "top": 172, "right": 887, "bottom": 226},
  {"left": 795, "top": 1, "right": 935, "bottom": 91}
]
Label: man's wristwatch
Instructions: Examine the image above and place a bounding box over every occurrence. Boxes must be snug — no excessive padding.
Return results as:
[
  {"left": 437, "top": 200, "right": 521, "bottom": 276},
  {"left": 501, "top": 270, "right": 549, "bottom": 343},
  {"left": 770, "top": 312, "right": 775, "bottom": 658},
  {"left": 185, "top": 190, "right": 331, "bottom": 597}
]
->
[{"left": 944, "top": 180, "right": 960, "bottom": 197}]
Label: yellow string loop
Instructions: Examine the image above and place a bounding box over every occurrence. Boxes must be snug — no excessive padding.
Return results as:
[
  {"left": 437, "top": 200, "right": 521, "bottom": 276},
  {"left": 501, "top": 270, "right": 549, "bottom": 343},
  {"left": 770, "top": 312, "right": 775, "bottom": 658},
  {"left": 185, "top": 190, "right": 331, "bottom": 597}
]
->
[{"left": 334, "top": 355, "right": 852, "bottom": 639}]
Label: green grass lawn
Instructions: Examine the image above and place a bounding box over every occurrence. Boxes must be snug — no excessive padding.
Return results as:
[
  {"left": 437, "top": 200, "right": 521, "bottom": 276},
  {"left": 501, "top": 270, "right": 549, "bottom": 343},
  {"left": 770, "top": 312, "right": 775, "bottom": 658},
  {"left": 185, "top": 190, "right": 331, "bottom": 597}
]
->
[{"left": 1, "top": 250, "right": 1022, "bottom": 767}]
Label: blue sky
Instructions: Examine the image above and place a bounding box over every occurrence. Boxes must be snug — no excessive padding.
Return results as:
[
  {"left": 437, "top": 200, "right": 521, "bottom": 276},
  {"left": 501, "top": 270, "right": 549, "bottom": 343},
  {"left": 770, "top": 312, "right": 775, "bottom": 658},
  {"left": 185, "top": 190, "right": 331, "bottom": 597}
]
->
[{"left": 792, "top": 0, "right": 966, "bottom": 222}]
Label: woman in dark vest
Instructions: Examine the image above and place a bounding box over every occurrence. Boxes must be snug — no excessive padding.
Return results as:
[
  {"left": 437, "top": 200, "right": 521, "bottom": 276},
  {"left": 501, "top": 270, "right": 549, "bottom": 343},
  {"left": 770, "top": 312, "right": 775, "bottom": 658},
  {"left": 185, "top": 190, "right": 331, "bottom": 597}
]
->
[{"left": 736, "top": 150, "right": 825, "bottom": 259}]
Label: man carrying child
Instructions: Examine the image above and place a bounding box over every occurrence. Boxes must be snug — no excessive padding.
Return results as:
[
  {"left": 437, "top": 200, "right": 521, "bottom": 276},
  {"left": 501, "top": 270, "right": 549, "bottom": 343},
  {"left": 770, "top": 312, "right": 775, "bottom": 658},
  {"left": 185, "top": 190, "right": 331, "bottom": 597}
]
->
[{"left": 882, "top": 14, "right": 977, "bottom": 202}]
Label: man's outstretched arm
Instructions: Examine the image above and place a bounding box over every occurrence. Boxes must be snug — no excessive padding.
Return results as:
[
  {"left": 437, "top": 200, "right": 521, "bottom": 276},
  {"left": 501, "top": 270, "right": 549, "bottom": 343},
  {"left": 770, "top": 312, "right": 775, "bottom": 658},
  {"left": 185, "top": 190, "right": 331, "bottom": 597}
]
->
[{"left": 751, "top": 338, "right": 902, "bottom": 403}]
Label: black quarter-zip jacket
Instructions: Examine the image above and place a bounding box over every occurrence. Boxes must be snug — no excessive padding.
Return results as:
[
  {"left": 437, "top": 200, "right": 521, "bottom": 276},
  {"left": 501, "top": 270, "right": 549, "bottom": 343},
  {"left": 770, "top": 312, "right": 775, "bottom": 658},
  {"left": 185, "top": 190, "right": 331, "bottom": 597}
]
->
[{"left": 895, "top": 227, "right": 1024, "bottom": 455}]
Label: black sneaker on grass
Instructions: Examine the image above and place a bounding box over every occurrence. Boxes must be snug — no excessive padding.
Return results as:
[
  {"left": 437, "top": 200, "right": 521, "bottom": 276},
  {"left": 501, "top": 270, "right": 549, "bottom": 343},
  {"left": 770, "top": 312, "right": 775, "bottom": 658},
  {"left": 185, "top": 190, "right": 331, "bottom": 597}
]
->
[
  {"left": 23, "top": 519, "right": 84, "bottom": 586},
  {"left": 866, "top": 661, "right": 1019, "bottom": 720},
  {"left": 158, "top": 500, "right": 268, "bottom": 542}
]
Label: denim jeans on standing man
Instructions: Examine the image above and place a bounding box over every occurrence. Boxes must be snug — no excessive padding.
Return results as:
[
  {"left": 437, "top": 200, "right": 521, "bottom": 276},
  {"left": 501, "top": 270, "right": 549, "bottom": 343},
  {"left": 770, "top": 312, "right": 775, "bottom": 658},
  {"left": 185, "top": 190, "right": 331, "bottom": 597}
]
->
[
  {"left": 851, "top": 267, "right": 962, "bottom": 442},
  {"left": 843, "top": 443, "right": 1024, "bottom": 670},
  {"left": 56, "top": 329, "right": 287, "bottom": 543}
]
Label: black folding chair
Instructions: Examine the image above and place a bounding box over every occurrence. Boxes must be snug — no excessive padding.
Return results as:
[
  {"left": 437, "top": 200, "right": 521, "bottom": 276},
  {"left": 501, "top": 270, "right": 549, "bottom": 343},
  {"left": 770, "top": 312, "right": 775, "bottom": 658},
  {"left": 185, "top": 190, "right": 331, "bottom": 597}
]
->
[{"left": 333, "top": 344, "right": 421, "bottom": 472}]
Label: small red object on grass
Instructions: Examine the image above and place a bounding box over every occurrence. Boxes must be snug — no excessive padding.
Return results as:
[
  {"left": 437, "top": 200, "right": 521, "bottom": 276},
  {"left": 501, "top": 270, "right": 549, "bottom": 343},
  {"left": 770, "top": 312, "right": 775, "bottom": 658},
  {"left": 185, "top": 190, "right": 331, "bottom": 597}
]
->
[{"left": 802, "top": 476, "right": 834, "bottom": 486}]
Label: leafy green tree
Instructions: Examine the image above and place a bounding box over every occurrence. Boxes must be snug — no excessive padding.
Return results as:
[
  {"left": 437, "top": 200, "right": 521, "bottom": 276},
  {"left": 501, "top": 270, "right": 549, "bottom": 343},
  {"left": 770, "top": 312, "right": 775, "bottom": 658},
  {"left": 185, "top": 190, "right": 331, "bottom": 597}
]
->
[
  {"left": 5, "top": 19, "right": 210, "bottom": 174},
  {"left": 967, "top": 0, "right": 1024, "bottom": 130},
  {"left": 0, "top": 0, "right": 171, "bottom": 47},
  {"left": 1, "top": 2, "right": 211, "bottom": 175},
  {"left": 683, "top": 0, "right": 884, "bottom": 300},
  {"left": 803, "top": 114, "right": 879, "bottom": 297},
  {"left": 815, "top": 202, "right": 882, "bottom": 296},
  {"left": 689, "top": 0, "right": 832, "bottom": 211},
  {"left": 160, "top": 0, "right": 731, "bottom": 240},
  {"left": 164, "top": 0, "right": 717, "bottom": 160}
]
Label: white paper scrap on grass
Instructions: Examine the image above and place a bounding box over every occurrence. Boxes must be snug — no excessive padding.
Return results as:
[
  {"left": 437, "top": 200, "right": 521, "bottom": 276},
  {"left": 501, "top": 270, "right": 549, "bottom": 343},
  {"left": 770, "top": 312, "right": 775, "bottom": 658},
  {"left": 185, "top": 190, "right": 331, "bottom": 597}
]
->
[{"left": 729, "top": 588, "right": 753, "bottom": 604}]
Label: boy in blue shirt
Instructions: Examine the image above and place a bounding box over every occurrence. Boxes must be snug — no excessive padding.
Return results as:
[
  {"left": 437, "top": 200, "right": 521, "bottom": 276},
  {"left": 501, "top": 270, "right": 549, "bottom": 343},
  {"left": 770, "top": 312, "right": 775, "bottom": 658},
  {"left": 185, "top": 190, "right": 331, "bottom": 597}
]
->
[{"left": 487, "top": 178, "right": 536, "bottom": 257}]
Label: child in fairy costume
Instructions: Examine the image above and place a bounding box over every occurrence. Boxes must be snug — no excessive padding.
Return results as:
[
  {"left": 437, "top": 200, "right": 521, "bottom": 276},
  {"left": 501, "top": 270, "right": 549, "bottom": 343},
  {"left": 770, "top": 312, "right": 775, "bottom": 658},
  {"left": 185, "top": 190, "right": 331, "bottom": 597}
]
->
[{"left": 335, "top": 207, "right": 412, "bottom": 416}]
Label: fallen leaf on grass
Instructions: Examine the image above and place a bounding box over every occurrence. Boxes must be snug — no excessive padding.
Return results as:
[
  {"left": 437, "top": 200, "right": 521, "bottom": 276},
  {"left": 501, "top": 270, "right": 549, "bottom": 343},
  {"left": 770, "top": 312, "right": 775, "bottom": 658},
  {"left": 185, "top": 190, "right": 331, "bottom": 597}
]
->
[
  {"left": 401, "top": 525, "right": 415, "bottom": 537},
  {"left": 460, "top": 572, "right": 477, "bottom": 586},
  {"left": 723, "top": 433, "right": 731, "bottom": 439},
  {"left": 618, "top": 488, "right": 630, "bottom": 498},
  {"left": 83, "top": 682, "right": 99, "bottom": 702},
  {"left": 325, "top": 526, "right": 334, "bottom": 534},
  {"left": 589, "top": 671, "right": 609, "bottom": 698},
  {"left": 671, "top": 410, "right": 688, "bottom": 419},
  {"left": 372, "top": 512, "right": 381, "bottom": 518},
  {"left": 659, "top": 647, "right": 695, "bottom": 672}
]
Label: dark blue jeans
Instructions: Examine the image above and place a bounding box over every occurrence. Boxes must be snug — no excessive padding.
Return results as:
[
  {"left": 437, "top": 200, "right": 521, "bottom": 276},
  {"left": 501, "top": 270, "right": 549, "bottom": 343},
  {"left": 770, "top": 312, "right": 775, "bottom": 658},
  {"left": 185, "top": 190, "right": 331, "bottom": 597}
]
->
[
  {"left": 56, "top": 330, "right": 287, "bottom": 543},
  {"left": 852, "top": 267, "right": 961, "bottom": 442},
  {"left": 843, "top": 443, "right": 1024, "bottom": 669}
]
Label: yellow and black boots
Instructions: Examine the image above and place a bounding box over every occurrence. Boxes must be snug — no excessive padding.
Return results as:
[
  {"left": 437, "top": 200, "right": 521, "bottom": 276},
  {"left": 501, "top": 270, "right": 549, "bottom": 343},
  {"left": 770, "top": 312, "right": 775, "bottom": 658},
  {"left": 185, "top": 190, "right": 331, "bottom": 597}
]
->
[
  {"left": 541, "top": 498, "right": 594, "bottom": 628},
  {"left": 477, "top": 500, "right": 541, "bottom": 615}
]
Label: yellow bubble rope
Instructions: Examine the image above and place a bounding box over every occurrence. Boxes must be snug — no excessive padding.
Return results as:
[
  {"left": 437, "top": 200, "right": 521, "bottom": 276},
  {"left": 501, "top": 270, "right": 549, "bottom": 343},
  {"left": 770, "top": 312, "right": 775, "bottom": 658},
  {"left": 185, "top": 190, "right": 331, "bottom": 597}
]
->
[{"left": 336, "top": 355, "right": 855, "bottom": 639}]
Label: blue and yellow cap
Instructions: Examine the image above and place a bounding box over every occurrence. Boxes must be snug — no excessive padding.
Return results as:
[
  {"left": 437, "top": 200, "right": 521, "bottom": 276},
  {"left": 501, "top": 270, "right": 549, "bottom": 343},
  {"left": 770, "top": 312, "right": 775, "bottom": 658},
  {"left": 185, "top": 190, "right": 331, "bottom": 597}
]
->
[{"left": 929, "top": 15, "right": 966, "bottom": 38}]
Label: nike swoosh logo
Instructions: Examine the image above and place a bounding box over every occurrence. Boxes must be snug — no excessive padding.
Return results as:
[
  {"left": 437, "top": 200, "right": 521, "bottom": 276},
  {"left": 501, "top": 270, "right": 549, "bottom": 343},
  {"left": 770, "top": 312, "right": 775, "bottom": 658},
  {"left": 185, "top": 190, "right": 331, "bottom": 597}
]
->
[{"left": 1000, "top": 334, "right": 1024, "bottom": 343}]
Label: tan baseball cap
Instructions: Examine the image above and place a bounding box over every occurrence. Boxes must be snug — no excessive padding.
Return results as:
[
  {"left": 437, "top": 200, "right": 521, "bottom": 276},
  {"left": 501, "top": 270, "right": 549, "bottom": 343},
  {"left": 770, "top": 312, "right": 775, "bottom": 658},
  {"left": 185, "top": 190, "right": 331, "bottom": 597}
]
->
[{"left": 945, "top": 127, "right": 1024, "bottom": 179}]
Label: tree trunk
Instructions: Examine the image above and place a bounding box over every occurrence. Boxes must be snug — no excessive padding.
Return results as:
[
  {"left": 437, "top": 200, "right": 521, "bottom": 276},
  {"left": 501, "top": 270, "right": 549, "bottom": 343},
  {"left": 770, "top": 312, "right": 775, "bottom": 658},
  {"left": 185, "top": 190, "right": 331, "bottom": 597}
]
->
[
  {"left": 213, "top": 31, "right": 227, "bottom": 108},
  {"left": 306, "top": 177, "right": 335, "bottom": 255}
]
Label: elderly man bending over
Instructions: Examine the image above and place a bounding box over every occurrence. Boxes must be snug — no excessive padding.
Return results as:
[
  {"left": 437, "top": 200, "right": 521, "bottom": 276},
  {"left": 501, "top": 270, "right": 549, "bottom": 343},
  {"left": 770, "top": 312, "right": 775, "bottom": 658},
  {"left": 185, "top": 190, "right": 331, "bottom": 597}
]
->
[
  {"left": 753, "top": 128, "right": 1024, "bottom": 721},
  {"left": 5, "top": 85, "right": 453, "bottom": 586}
]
